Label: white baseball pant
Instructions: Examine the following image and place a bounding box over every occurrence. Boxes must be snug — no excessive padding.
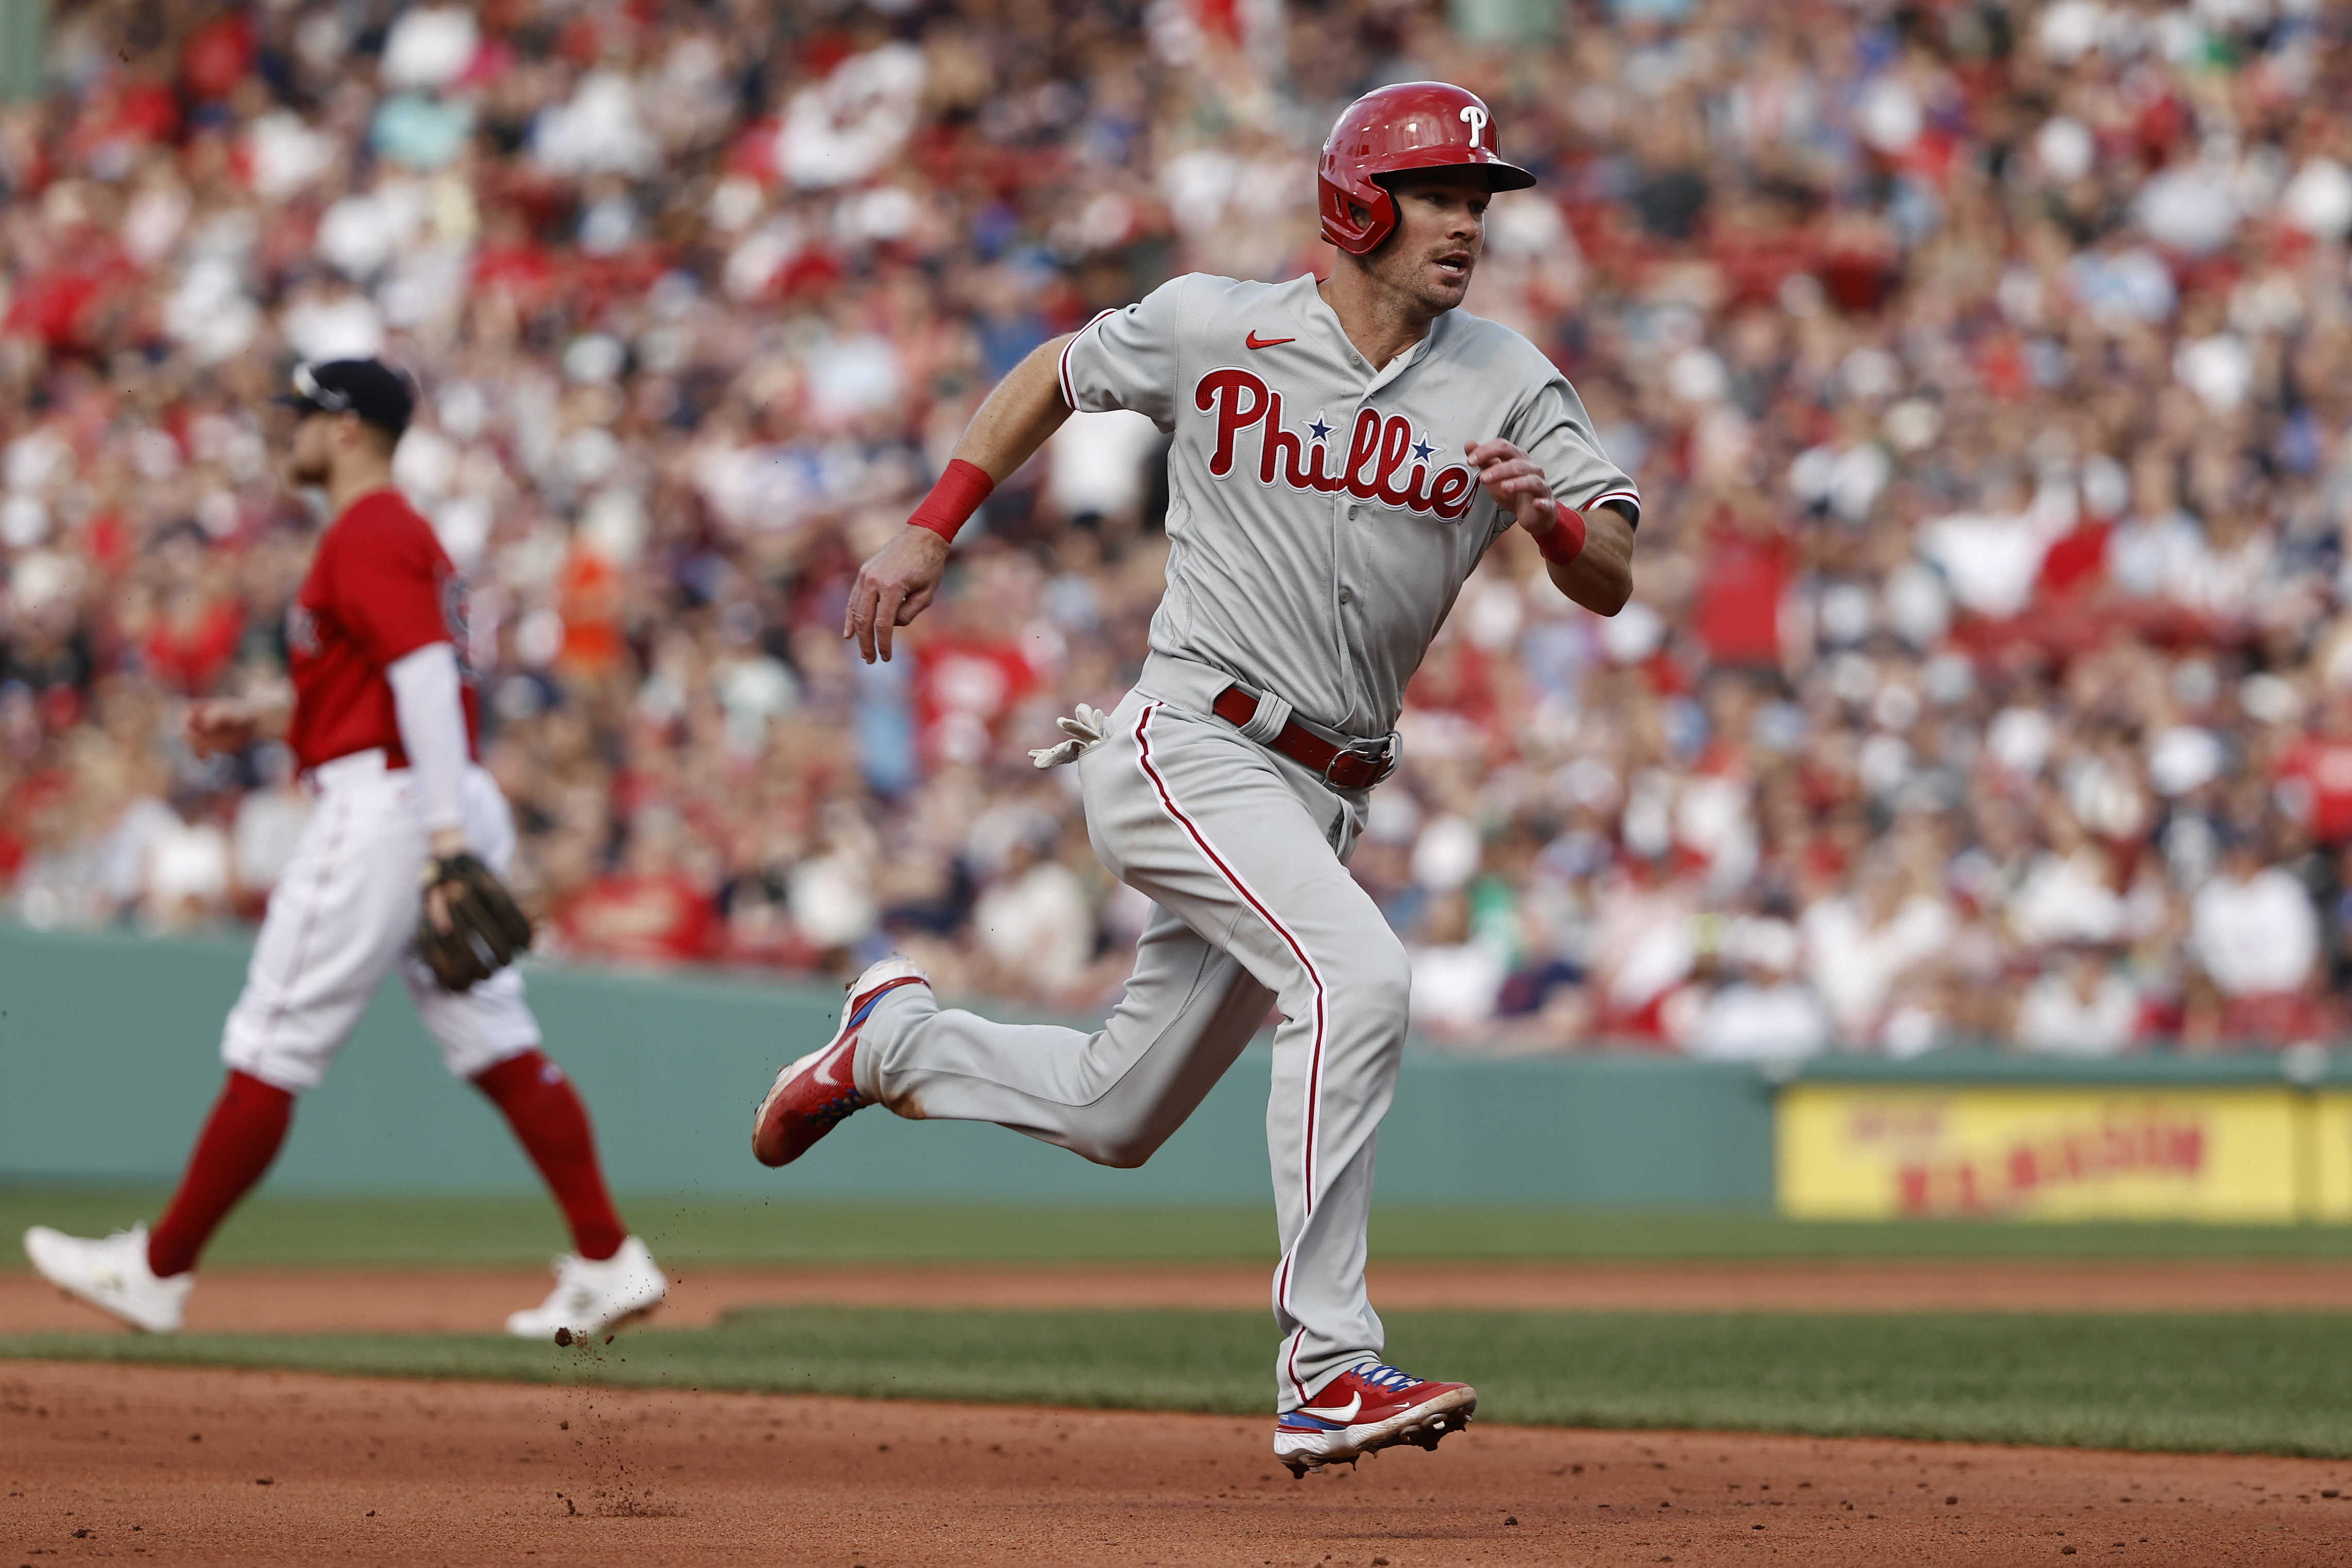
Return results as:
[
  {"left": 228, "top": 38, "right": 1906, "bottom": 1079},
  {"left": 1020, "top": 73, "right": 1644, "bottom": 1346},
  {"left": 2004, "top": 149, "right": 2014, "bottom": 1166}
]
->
[
  {"left": 221, "top": 748, "right": 541, "bottom": 1093},
  {"left": 856, "top": 686, "right": 1406, "bottom": 1411}
]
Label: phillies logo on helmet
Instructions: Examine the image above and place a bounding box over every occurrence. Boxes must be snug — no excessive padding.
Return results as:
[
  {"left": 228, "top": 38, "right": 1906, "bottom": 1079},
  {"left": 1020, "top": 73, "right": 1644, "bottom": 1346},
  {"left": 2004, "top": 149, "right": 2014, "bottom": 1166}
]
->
[
  {"left": 1318, "top": 82, "right": 1536, "bottom": 256},
  {"left": 1196, "top": 368, "right": 1477, "bottom": 521}
]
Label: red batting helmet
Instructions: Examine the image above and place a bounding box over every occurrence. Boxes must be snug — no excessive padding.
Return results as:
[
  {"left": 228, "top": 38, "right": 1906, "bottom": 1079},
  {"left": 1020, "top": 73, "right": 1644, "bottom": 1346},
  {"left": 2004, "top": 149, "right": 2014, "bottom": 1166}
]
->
[{"left": 1318, "top": 82, "right": 1537, "bottom": 255}]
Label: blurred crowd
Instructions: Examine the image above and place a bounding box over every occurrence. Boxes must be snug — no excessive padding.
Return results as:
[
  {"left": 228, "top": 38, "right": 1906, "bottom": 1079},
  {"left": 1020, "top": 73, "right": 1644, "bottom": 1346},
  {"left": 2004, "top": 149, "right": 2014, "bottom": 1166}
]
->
[{"left": 5, "top": 0, "right": 2352, "bottom": 1058}]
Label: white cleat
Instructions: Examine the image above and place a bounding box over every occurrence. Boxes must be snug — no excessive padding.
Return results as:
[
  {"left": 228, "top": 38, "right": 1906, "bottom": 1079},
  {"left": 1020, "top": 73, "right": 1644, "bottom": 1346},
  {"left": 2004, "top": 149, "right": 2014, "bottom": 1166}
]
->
[
  {"left": 22, "top": 1224, "right": 192, "bottom": 1335},
  {"left": 505, "top": 1235, "right": 668, "bottom": 1340}
]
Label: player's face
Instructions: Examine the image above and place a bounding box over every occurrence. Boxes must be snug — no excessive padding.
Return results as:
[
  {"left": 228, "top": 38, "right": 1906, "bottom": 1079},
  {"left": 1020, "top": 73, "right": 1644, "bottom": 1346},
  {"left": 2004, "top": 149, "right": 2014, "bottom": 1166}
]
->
[
  {"left": 285, "top": 411, "right": 335, "bottom": 487},
  {"left": 1369, "top": 171, "right": 1490, "bottom": 314}
]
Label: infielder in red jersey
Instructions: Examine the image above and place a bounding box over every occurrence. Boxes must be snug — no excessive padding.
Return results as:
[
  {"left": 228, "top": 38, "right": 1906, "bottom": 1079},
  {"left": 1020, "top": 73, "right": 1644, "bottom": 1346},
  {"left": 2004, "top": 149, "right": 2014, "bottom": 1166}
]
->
[
  {"left": 755, "top": 84, "right": 1638, "bottom": 1475},
  {"left": 23, "top": 360, "right": 666, "bottom": 1339}
]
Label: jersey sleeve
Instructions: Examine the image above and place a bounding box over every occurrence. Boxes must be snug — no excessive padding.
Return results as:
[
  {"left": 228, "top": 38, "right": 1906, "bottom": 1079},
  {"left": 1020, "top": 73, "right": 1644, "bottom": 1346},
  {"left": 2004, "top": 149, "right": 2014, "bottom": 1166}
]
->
[
  {"left": 332, "top": 506, "right": 458, "bottom": 668},
  {"left": 1509, "top": 371, "right": 1641, "bottom": 535},
  {"left": 1056, "top": 275, "right": 1190, "bottom": 432}
]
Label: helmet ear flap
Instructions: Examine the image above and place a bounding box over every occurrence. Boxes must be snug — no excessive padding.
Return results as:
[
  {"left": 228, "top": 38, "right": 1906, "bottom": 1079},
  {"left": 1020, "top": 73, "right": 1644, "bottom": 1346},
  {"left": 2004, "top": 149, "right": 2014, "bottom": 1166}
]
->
[
  {"left": 1357, "top": 182, "right": 1397, "bottom": 252},
  {"left": 1318, "top": 175, "right": 1398, "bottom": 256}
]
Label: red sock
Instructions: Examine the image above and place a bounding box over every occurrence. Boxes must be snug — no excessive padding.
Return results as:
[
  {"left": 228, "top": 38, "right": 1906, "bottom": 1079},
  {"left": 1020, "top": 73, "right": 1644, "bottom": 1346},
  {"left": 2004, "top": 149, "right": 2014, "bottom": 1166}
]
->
[
  {"left": 147, "top": 1071, "right": 296, "bottom": 1279},
  {"left": 473, "top": 1050, "right": 626, "bottom": 1262}
]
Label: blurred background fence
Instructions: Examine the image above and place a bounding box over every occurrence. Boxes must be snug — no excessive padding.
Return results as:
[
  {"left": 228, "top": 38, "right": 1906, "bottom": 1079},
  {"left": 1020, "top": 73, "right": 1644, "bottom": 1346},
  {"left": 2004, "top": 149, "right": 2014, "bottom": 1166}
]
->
[{"left": 9, "top": 924, "right": 2351, "bottom": 1221}]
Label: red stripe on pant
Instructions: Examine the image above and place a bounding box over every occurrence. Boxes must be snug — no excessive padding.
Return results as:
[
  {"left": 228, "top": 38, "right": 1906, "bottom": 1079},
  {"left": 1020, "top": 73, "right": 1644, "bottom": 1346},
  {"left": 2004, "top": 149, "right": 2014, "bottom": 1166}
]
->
[{"left": 1132, "top": 702, "right": 1329, "bottom": 1402}]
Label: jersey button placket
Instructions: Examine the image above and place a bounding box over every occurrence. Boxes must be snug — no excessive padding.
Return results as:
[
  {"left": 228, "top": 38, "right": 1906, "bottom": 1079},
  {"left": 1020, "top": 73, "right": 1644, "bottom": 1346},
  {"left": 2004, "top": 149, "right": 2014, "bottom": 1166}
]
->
[{"left": 1347, "top": 394, "right": 1375, "bottom": 523}]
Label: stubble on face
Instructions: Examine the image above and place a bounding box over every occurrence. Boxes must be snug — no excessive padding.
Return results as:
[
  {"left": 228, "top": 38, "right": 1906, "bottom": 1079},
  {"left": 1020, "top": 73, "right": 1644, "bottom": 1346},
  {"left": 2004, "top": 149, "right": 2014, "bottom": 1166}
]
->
[{"left": 1365, "top": 172, "right": 1489, "bottom": 318}]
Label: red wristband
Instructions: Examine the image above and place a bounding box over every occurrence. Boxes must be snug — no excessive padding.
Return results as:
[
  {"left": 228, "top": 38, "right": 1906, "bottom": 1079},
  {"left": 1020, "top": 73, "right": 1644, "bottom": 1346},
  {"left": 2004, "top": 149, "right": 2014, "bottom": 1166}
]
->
[
  {"left": 1534, "top": 506, "right": 1587, "bottom": 567},
  {"left": 908, "top": 458, "right": 995, "bottom": 543}
]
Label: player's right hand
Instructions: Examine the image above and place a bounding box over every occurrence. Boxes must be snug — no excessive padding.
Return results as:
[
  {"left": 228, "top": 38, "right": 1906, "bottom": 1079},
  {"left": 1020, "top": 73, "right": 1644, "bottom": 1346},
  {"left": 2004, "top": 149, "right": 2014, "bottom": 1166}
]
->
[
  {"left": 844, "top": 526, "right": 951, "bottom": 664},
  {"left": 184, "top": 699, "right": 261, "bottom": 758}
]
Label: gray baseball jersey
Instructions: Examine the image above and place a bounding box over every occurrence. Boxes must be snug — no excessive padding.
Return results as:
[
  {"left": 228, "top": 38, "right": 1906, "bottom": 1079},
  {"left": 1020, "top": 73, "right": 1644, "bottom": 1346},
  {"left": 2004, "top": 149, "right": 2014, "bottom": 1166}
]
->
[
  {"left": 1059, "top": 270, "right": 1639, "bottom": 738},
  {"left": 844, "top": 268, "right": 1635, "bottom": 1426}
]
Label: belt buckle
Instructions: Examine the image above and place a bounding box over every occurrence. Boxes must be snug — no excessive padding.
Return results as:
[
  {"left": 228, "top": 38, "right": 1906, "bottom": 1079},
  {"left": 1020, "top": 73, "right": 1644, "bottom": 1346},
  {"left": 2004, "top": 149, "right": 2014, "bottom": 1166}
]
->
[{"left": 1322, "top": 733, "right": 1399, "bottom": 789}]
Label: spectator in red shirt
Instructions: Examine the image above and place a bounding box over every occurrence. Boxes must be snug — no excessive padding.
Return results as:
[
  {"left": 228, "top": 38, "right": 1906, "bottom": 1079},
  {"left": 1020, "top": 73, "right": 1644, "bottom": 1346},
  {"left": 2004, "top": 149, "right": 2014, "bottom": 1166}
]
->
[
  {"left": 2275, "top": 692, "right": 2352, "bottom": 849},
  {"left": 555, "top": 816, "right": 721, "bottom": 966},
  {"left": 1692, "top": 497, "right": 1789, "bottom": 670}
]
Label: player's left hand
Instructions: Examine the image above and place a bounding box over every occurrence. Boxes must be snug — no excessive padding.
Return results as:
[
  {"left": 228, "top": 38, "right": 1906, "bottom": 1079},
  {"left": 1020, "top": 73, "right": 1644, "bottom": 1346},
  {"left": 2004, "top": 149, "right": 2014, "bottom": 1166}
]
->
[
  {"left": 415, "top": 851, "right": 536, "bottom": 992},
  {"left": 1464, "top": 438, "right": 1559, "bottom": 538}
]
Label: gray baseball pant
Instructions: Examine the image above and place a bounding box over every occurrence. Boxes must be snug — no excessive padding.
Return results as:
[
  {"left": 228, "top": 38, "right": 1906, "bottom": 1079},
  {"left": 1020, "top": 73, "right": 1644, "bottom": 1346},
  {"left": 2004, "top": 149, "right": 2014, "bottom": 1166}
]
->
[{"left": 853, "top": 684, "right": 1405, "bottom": 1410}]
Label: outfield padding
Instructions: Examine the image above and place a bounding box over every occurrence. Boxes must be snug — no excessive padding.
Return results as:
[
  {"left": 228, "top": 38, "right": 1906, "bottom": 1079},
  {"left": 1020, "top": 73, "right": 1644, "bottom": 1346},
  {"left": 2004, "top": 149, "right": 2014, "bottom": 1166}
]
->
[
  {"left": 13, "top": 925, "right": 2351, "bottom": 1211},
  {"left": 0, "top": 926, "right": 1770, "bottom": 1202}
]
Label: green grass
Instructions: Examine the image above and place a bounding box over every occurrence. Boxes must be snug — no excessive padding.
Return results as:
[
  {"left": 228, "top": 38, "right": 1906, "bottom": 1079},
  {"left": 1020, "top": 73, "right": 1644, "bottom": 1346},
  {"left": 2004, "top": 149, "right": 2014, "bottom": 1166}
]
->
[
  {"left": 9, "top": 1306, "right": 2352, "bottom": 1457},
  {"left": 9, "top": 1188, "right": 2352, "bottom": 1269}
]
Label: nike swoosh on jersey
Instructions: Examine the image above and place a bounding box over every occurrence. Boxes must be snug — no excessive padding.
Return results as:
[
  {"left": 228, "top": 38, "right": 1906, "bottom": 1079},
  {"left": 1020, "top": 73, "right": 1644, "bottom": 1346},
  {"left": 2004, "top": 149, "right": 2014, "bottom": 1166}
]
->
[
  {"left": 1297, "top": 1391, "right": 1361, "bottom": 1423},
  {"left": 1245, "top": 331, "right": 1296, "bottom": 350}
]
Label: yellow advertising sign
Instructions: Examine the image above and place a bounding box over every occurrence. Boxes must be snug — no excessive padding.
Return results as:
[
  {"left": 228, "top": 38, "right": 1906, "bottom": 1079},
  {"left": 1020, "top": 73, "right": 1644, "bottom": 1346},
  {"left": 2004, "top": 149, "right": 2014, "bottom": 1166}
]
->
[
  {"left": 1777, "top": 1085, "right": 2345, "bottom": 1222},
  {"left": 2314, "top": 1093, "right": 2352, "bottom": 1223}
]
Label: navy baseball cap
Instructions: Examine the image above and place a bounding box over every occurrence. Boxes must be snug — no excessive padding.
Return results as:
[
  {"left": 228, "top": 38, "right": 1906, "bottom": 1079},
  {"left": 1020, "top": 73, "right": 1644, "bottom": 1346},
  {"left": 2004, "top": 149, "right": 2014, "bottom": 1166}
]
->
[{"left": 276, "top": 359, "right": 416, "bottom": 437}]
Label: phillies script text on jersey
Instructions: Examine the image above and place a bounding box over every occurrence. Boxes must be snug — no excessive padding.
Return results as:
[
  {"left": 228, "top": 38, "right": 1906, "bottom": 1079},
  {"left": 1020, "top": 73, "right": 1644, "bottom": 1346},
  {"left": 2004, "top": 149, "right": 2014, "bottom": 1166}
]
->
[
  {"left": 1196, "top": 368, "right": 1477, "bottom": 519},
  {"left": 1058, "top": 270, "right": 1635, "bottom": 737}
]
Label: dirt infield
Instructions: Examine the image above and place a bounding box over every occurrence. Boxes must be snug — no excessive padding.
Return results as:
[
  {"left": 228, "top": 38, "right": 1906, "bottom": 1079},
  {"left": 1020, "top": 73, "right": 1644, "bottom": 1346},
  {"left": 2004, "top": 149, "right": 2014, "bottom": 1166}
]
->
[
  {"left": 5, "top": 1361, "right": 2349, "bottom": 1566},
  {"left": 6, "top": 1257, "right": 2352, "bottom": 1336}
]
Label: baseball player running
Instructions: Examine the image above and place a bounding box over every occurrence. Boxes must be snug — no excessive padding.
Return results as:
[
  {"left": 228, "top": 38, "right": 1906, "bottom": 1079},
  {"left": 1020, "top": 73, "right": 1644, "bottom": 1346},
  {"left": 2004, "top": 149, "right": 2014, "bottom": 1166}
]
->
[
  {"left": 754, "top": 83, "right": 1635, "bottom": 1475},
  {"left": 23, "top": 360, "right": 666, "bottom": 1339}
]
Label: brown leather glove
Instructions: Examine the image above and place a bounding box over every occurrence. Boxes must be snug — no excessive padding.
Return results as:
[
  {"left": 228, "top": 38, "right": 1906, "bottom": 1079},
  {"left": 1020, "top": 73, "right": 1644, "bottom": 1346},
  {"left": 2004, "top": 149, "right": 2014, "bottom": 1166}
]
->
[{"left": 415, "top": 852, "right": 535, "bottom": 992}]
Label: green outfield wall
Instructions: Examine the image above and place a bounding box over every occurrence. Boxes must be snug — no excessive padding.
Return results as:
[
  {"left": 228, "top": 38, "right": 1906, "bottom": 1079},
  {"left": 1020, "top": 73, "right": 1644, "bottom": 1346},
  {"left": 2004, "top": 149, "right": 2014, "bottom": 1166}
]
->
[
  {"left": 0, "top": 927, "right": 1772, "bottom": 1204},
  {"left": 11, "top": 927, "right": 2351, "bottom": 1215}
]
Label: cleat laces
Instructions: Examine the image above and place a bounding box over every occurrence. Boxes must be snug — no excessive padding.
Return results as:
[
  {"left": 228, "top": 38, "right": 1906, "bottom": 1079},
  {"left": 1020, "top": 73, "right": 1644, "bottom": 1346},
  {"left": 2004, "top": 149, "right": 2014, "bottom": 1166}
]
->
[
  {"left": 1359, "top": 1364, "right": 1422, "bottom": 1393},
  {"left": 810, "top": 1089, "right": 866, "bottom": 1128}
]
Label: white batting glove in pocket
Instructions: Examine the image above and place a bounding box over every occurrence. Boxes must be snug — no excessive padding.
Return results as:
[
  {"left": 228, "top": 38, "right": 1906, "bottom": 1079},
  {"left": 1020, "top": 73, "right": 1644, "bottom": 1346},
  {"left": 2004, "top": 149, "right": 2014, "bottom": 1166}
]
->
[{"left": 1029, "top": 703, "right": 1111, "bottom": 769}]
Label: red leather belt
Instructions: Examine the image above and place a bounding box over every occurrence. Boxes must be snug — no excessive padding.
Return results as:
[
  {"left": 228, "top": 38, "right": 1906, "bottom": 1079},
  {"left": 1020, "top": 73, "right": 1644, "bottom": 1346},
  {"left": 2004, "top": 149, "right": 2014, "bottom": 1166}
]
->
[{"left": 1210, "top": 685, "right": 1398, "bottom": 790}]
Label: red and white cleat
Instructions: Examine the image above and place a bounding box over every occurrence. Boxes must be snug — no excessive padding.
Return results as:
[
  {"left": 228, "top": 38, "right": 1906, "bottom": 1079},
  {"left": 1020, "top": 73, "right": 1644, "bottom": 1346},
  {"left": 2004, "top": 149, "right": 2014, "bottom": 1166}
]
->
[
  {"left": 1273, "top": 1363, "right": 1478, "bottom": 1477},
  {"left": 751, "top": 957, "right": 929, "bottom": 1167}
]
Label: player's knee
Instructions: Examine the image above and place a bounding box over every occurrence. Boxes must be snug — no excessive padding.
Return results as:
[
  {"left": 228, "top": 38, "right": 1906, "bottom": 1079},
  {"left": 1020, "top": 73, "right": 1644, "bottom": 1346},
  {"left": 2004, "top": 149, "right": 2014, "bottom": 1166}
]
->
[
  {"left": 1069, "top": 1113, "right": 1170, "bottom": 1169},
  {"left": 1086, "top": 1138, "right": 1157, "bottom": 1170},
  {"left": 1074, "top": 1130, "right": 1163, "bottom": 1169}
]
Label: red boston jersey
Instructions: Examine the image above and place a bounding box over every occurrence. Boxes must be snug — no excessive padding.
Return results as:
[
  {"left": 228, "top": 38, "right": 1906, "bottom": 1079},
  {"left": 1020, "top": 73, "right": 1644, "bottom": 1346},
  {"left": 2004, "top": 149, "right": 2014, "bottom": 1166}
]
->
[{"left": 284, "top": 488, "right": 479, "bottom": 772}]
